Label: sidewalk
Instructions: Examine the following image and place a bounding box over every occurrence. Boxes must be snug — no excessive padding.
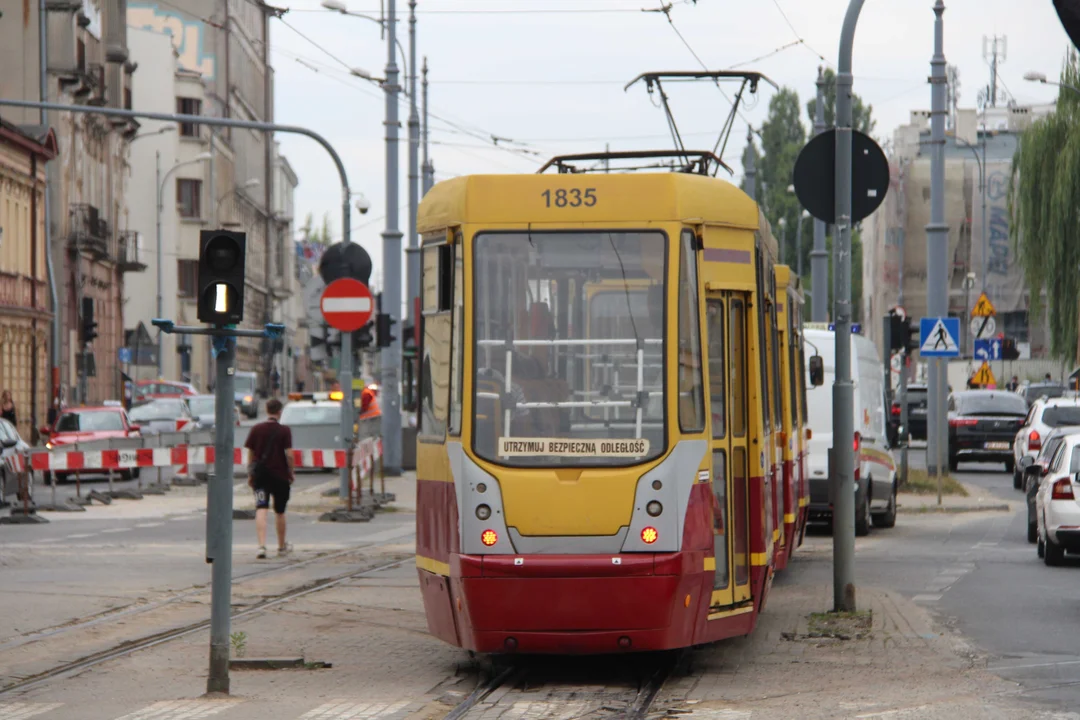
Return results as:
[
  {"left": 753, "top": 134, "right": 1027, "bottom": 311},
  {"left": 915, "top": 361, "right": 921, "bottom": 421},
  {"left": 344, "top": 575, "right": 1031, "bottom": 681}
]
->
[{"left": 898, "top": 478, "right": 1015, "bottom": 515}]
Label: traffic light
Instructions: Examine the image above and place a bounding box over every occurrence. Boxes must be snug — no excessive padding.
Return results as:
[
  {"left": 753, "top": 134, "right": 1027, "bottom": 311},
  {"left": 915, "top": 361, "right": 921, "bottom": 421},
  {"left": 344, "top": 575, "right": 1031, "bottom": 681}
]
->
[
  {"left": 353, "top": 320, "right": 373, "bottom": 349},
  {"left": 1003, "top": 337, "right": 1020, "bottom": 361},
  {"left": 80, "top": 296, "right": 98, "bottom": 345},
  {"left": 886, "top": 313, "right": 906, "bottom": 352},
  {"left": 903, "top": 317, "right": 919, "bottom": 354},
  {"left": 197, "top": 229, "right": 246, "bottom": 324},
  {"left": 376, "top": 313, "right": 396, "bottom": 348}
]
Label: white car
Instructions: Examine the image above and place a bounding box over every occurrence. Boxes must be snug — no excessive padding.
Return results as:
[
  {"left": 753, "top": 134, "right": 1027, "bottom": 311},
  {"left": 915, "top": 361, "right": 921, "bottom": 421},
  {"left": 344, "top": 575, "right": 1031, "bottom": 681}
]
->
[
  {"left": 1013, "top": 397, "right": 1080, "bottom": 489},
  {"left": 1035, "top": 431, "right": 1080, "bottom": 565}
]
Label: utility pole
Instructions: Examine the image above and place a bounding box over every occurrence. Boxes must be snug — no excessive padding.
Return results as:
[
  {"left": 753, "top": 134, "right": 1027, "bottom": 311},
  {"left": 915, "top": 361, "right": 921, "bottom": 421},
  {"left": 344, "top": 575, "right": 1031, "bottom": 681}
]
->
[
  {"left": 811, "top": 66, "right": 829, "bottom": 322},
  {"left": 795, "top": 211, "right": 806, "bottom": 279},
  {"left": 207, "top": 334, "right": 236, "bottom": 693},
  {"left": 406, "top": 0, "right": 420, "bottom": 365},
  {"left": 832, "top": 0, "right": 865, "bottom": 613},
  {"left": 983, "top": 35, "right": 1007, "bottom": 108},
  {"left": 39, "top": 0, "right": 60, "bottom": 419},
  {"left": 927, "top": 0, "right": 949, "bottom": 476},
  {"left": 743, "top": 127, "right": 756, "bottom": 201},
  {"left": 421, "top": 57, "right": 434, "bottom": 194},
  {"left": 381, "top": 0, "right": 404, "bottom": 474}
]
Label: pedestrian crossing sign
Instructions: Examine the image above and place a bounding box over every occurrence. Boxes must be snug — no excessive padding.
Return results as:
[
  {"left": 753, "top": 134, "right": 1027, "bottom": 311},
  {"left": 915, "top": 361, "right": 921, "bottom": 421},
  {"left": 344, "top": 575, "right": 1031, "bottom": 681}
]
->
[
  {"left": 971, "top": 292, "right": 996, "bottom": 318},
  {"left": 919, "top": 316, "right": 961, "bottom": 357},
  {"left": 971, "top": 361, "right": 997, "bottom": 388}
]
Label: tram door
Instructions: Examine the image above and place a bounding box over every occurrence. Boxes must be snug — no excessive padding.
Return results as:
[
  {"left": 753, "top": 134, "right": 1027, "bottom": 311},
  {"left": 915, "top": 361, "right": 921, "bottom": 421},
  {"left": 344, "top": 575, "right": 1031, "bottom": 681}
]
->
[{"left": 706, "top": 293, "right": 752, "bottom": 608}]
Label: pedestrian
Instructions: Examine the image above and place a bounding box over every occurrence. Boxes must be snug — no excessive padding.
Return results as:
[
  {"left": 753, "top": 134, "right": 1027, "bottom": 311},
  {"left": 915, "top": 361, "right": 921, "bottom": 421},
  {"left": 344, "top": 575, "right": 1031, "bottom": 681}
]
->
[
  {"left": 244, "top": 398, "right": 295, "bottom": 559},
  {"left": 1008, "top": 375, "right": 1019, "bottom": 392},
  {"left": 1, "top": 390, "right": 16, "bottom": 426},
  {"left": 1045, "top": 373, "right": 1053, "bottom": 383}
]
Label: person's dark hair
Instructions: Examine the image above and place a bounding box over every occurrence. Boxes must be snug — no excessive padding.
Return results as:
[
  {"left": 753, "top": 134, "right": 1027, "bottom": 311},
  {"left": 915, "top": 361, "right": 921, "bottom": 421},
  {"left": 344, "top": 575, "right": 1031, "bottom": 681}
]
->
[{"left": 266, "top": 398, "right": 283, "bottom": 416}]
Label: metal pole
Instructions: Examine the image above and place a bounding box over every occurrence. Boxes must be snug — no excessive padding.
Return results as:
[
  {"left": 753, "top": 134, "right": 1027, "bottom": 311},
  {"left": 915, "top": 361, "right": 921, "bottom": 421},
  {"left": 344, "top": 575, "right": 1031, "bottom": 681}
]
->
[
  {"left": 155, "top": 151, "right": 163, "bottom": 377},
  {"left": 381, "top": 0, "right": 404, "bottom": 475},
  {"left": 206, "top": 334, "right": 236, "bottom": 694},
  {"left": 926, "top": 0, "right": 948, "bottom": 476},
  {"left": 796, "top": 212, "right": 805, "bottom": 279},
  {"left": 899, "top": 352, "right": 909, "bottom": 485},
  {"left": 421, "top": 57, "right": 433, "bottom": 194},
  {"left": 780, "top": 223, "right": 787, "bottom": 268},
  {"left": 39, "top": 0, "right": 60, "bottom": 416},
  {"left": 832, "top": 0, "right": 865, "bottom": 614},
  {"left": 406, "top": 0, "right": 420, "bottom": 338},
  {"left": 811, "top": 66, "right": 829, "bottom": 323},
  {"left": 980, "top": 132, "right": 988, "bottom": 292},
  {"left": 743, "top": 127, "right": 756, "bottom": 201}
]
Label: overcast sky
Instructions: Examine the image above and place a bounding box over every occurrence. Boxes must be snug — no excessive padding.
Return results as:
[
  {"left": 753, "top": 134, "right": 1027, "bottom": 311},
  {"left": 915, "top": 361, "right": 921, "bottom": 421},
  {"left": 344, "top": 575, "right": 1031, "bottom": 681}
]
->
[{"left": 271, "top": 0, "right": 1074, "bottom": 293}]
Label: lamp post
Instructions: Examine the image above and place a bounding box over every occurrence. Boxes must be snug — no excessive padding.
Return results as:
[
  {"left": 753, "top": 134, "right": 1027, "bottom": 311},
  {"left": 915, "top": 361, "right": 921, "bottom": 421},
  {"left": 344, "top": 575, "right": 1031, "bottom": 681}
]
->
[
  {"left": 1024, "top": 70, "right": 1080, "bottom": 97},
  {"left": 215, "top": 179, "right": 261, "bottom": 222},
  {"left": 777, "top": 217, "right": 787, "bottom": 266},
  {"left": 156, "top": 152, "right": 212, "bottom": 377}
]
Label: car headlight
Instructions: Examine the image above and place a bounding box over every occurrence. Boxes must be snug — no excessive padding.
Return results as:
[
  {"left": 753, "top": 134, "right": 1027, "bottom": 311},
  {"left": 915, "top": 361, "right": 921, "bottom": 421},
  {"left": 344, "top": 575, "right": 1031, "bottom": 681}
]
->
[
  {"left": 45, "top": 442, "right": 53, "bottom": 449},
  {"left": 244, "top": 395, "right": 253, "bottom": 403}
]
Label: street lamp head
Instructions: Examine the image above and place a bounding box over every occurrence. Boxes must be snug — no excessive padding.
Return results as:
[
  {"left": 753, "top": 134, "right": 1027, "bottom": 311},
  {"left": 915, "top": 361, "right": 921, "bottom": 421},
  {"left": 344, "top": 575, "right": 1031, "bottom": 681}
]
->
[
  {"left": 321, "top": 0, "right": 347, "bottom": 12},
  {"left": 350, "top": 67, "right": 385, "bottom": 83},
  {"left": 193, "top": 152, "right": 213, "bottom": 162},
  {"left": 240, "top": 179, "right": 261, "bottom": 190},
  {"left": 1024, "top": 71, "right": 1048, "bottom": 84},
  {"left": 786, "top": 184, "right": 795, "bottom": 194},
  {"left": 801, "top": 209, "right": 810, "bottom": 219},
  {"left": 778, "top": 217, "right": 786, "bottom": 227}
]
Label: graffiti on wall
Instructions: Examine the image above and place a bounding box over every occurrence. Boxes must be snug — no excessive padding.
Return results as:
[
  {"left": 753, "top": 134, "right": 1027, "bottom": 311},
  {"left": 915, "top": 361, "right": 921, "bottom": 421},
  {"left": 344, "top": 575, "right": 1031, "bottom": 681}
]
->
[
  {"left": 972, "top": 162, "right": 1025, "bottom": 313},
  {"left": 128, "top": 3, "right": 216, "bottom": 79}
]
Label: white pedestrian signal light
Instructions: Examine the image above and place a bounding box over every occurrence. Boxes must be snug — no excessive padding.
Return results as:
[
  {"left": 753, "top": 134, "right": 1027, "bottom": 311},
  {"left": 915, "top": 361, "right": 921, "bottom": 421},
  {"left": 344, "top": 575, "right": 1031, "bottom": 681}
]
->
[{"left": 198, "top": 230, "right": 246, "bottom": 324}]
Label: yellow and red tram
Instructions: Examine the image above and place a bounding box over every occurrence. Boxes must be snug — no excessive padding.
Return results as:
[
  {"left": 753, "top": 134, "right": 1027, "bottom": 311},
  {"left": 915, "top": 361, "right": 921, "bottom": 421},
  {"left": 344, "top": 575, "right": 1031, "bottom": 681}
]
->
[{"left": 414, "top": 170, "right": 813, "bottom": 654}]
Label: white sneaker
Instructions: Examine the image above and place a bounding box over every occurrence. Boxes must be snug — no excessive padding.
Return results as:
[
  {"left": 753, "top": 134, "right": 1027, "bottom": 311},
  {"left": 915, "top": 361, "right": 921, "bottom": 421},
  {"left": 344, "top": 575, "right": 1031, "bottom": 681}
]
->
[
  {"left": 256, "top": 546, "right": 267, "bottom": 559},
  {"left": 277, "top": 543, "right": 293, "bottom": 557}
]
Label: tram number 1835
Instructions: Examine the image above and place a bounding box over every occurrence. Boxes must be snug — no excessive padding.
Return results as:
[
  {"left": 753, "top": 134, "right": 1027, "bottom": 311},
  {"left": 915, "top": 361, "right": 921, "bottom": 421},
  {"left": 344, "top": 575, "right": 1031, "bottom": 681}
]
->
[{"left": 541, "top": 188, "right": 598, "bottom": 208}]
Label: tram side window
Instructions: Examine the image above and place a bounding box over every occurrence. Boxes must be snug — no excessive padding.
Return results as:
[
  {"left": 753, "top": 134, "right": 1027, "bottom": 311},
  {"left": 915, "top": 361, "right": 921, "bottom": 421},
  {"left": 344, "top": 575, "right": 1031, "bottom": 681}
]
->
[
  {"left": 678, "top": 230, "right": 706, "bottom": 434},
  {"left": 706, "top": 301, "right": 726, "bottom": 439},
  {"left": 770, "top": 279, "right": 783, "bottom": 426},
  {"left": 730, "top": 299, "right": 747, "bottom": 438},
  {"left": 420, "top": 245, "right": 451, "bottom": 440},
  {"left": 754, "top": 246, "right": 770, "bottom": 433},
  {"left": 788, "top": 302, "right": 798, "bottom": 427},
  {"left": 449, "top": 238, "right": 465, "bottom": 435}
]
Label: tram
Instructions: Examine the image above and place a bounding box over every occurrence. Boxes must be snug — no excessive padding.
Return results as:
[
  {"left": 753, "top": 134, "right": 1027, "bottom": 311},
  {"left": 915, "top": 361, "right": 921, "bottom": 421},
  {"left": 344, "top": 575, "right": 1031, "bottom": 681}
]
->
[{"left": 413, "top": 165, "right": 820, "bottom": 654}]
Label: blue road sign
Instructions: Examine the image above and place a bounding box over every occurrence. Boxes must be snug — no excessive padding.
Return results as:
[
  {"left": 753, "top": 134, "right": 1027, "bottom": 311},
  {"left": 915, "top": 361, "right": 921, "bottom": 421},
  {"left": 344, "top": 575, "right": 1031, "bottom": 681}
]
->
[
  {"left": 118, "top": 347, "right": 132, "bottom": 364},
  {"left": 919, "top": 317, "right": 961, "bottom": 358},
  {"left": 974, "top": 337, "right": 1002, "bottom": 361}
]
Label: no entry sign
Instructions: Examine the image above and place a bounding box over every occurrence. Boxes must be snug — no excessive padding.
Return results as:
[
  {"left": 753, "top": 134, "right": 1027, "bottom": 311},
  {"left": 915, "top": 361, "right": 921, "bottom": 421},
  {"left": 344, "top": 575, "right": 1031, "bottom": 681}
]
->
[{"left": 320, "top": 278, "right": 373, "bottom": 332}]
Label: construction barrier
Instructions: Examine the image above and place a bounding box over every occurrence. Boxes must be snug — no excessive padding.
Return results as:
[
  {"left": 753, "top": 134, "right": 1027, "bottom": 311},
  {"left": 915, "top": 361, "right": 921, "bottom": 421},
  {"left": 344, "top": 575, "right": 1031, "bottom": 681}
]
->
[{"left": 27, "top": 446, "right": 351, "bottom": 471}]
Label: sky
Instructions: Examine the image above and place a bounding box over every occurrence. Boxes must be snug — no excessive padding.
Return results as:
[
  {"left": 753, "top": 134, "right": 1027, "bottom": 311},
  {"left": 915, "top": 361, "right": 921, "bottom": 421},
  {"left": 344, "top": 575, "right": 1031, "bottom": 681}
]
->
[{"left": 270, "top": 0, "right": 1075, "bottom": 295}]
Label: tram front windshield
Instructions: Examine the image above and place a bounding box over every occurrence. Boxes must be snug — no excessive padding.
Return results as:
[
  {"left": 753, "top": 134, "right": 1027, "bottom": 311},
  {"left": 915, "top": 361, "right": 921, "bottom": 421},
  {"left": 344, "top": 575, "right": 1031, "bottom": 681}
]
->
[{"left": 473, "top": 231, "right": 666, "bottom": 467}]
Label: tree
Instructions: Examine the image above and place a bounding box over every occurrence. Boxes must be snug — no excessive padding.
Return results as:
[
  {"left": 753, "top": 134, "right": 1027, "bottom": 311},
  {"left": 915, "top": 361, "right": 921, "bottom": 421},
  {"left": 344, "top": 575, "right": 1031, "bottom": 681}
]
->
[
  {"left": 298, "top": 212, "right": 333, "bottom": 246},
  {"left": 805, "top": 68, "right": 876, "bottom": 135},
  {"left": 1009, "top": 52, "right": 1080, "bottom": 361},
  {"left": 758, "top": 88, "right": 806, "bottom": 269}
]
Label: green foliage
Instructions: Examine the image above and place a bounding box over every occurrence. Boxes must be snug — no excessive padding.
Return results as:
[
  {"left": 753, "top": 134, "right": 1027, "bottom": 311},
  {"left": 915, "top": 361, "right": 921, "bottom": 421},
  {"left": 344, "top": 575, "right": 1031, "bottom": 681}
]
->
[
  {"left": 759, "top": 88, "right": 806, "bottom": 270},
  {"left": 1009, "top": 51, "right": 1080, "bottom": 361},
  {"left": 805, "top": 68, "right": 876, "bottom": 135},
  {"left": 298, "top": 212, "right": 333, "bottom": 246}
]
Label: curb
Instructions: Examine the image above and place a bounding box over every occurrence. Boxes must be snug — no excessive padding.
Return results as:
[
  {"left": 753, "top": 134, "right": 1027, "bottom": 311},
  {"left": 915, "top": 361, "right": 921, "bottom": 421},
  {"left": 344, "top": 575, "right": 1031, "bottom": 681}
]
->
[{"left": 898, "top": 503, "right": 1011, "bottom": 514}]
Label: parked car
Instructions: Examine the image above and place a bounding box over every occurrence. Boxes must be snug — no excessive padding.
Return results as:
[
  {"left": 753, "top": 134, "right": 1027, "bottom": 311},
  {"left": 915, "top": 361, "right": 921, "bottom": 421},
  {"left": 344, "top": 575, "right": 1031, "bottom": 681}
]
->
[
  {"left": 1019, "top": 425, "right": 1080, "bottom": 544},
  {"left": 127, "top": 397, "right": 193, "bottom": 435},
  {"left": 184, "top": 394, "right": 238, "bottom": 431},
  {"left": 1012, "top": 397, "right": 1080, "bottom": 488},
  {"left": 39, "top": 406, "right": 142, "bottom": 481},
  {"left": 804, "top": 327, "right": 897, "bottom": 536},
  {"left": 1018, "top": 382, "right": 1068, "bottom": 408},
  {"left": 234, "top": 371, "right": 259, "bottom": 419},
  {"left": 888, "top": 383, "right": 928, "bottom": 444},
  {"left": 946, "top": 390, "right": 1028, "bottom": 473},
  {"left": 132, "top": 380, "right": 199, "bottom": 406},
  {"left": 1035, "top": 431, "right": 1080, "bottom": 565},
  {"left": 0, "top": 418, "right": 31, "bottom": 507}
]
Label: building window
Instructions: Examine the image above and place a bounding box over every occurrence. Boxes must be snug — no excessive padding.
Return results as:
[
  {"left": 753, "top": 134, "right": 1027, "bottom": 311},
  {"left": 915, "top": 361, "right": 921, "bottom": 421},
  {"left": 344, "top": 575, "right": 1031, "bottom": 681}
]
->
[
  {"left": 275, "top": 233, "right": 285, "bottom": 279},
  {"left": 178, "top": 260, "right": 198, "bottom": 298},
  {"left": 177, "top": 179, "right": 202, "bottom": 219},
  {"left": 124, "top": 87, "right": 132, "bottom": 110},
  {"left": 177, "top": 98, "right": 202, "bottom": 137}
]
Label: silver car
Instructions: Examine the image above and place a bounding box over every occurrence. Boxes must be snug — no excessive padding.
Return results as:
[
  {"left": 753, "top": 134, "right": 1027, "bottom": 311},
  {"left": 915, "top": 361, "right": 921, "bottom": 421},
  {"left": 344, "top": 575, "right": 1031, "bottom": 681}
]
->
[
  {"left": 185, "top": 394, "right": 238, "bottom": 431},
  {"left": 128, "top": 398, "right": 193, "bottom": 435}
]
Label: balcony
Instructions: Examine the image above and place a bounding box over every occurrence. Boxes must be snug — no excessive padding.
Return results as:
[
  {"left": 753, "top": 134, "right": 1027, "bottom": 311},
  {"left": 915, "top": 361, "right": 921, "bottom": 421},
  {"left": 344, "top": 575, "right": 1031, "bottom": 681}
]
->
[
  {"left": 117, "top": 231, "right": 146, "bottom": 272},
  {"left": 0, "top": 272, "right": 49, "bottom": 314},
  {"left": 68, "top": 204, "right": 110, "bottom": 259}
]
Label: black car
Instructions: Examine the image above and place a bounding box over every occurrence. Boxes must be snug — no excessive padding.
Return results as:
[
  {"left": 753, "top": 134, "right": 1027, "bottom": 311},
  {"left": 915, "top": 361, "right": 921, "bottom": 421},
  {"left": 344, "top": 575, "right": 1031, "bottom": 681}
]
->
[
  {"left": 1021, "top": 382, "right": 1067, "bottom": 408},
  {"left": 889, "top": 384, "right": 928, "bottom": 444},
  {"left": 947, "top": 390, "right": 1028, "bottom": 472},
  {"left": 1019, "top": 425, "right": 1080, "bottom": 544}
]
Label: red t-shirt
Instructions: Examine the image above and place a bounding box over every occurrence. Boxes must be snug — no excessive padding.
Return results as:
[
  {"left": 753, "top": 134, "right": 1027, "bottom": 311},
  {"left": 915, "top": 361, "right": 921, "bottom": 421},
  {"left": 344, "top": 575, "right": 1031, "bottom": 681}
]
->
[{"left": 244, "top": 418, "right": 292, "bottom": 482}]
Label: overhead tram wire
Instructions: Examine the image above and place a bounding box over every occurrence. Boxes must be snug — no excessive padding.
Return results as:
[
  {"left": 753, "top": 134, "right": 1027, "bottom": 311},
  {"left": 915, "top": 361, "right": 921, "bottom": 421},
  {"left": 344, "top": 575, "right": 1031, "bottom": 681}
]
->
[{"left": 766, "top": 0, "right": 830, "bottom": 67}]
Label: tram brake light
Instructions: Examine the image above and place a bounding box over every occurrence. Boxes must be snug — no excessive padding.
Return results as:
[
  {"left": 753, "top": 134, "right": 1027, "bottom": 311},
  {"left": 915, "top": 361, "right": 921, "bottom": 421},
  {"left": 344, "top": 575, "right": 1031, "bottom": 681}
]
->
[
  {"left": 481, "top": 529, "right": 498, "bottom": 546},
  {"left": 641, "top": 527, "right": 658, "bottom": 544}
]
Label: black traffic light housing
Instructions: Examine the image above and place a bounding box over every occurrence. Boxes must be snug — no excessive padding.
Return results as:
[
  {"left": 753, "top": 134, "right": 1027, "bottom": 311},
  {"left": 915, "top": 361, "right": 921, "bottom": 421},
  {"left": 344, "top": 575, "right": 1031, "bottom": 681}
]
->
[
  {"left": 903, "top": 317, "right": 919, "bottom": 354},
  {"left": 353, "top": 321, "right": 373, "bottom": 349},
  {"left": 80, "top": 296, "right": 98, "bottom": 345},
  {"left": 376, "top": 313, "right": 396, "bottom": 348},
  {"left": 197, "top": 229, "right": 246, "bottom": 324},
  {"left": 886, "top": 312, "right": 906, "bottom": 353}
]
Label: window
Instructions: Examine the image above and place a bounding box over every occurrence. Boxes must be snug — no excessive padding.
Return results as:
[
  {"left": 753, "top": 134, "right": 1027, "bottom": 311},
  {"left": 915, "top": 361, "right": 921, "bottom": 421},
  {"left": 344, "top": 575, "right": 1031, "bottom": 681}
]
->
[
  {"left": 755, "top": 245, "right": 770, "bottom": 432},
  {"left": 177, "top": 97, "right": 202, "bottom": 137},
  {"left": 420, "top": 244, "right": 451, "bottom": 440},
  {"left": 449, "top": 237, "right": 465, "bottom": 435},
  {"left": 706, "top": 301, "right": 726, "bottom": 439},
  {"left": 730, "top": 298, "right": 747, "bottom": 438},
  {"left": 788, "top": 308, "right": 798, "bottom": 427},
  {"left": 678, "top": 230, "right": 705, "bottom": 433},
  {"left": 770, "top": 279, "right": 782, "bottom": 426},
  {"left": 178, "top": 259, "right": 198, "bottom": 297},
  {"left": 1070, "top": 445, "right": 1080, "bottom": 474},
  {"left": 177, "top": 179, "right": 202, "bottom": 219}
]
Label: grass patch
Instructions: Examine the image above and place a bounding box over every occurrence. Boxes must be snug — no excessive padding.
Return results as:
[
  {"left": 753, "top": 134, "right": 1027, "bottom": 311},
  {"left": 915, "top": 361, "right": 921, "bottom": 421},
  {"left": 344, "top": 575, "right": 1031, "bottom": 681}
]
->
[
  {"left": 807, "top": 610, "right": 872, "bottom": 640},
  {"left": 901, "top": 468, "right": 969, "bottom": 497}
]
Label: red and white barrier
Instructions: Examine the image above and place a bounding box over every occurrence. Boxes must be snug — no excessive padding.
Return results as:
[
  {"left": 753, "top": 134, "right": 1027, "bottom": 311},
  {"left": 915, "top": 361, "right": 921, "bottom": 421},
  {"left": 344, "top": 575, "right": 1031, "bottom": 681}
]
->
[
  {"left": 4, "top": 454, "right": 27, "bottom": 473},
  {"left": 28, "top": 447, "right": 352, "bottom": 472}
]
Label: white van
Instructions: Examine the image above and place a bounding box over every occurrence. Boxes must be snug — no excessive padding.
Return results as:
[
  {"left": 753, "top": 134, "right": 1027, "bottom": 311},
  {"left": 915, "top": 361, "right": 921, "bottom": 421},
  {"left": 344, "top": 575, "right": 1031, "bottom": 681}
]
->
[{"left": 803, "top": 326, "right": 898, "bottom": 535}]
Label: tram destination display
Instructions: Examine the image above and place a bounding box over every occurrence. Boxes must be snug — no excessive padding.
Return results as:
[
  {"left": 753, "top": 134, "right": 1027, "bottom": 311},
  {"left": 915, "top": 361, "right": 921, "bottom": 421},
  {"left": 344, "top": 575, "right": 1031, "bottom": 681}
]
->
[{"left": 498, "top": 437, "right": 650, "bottom": 458}]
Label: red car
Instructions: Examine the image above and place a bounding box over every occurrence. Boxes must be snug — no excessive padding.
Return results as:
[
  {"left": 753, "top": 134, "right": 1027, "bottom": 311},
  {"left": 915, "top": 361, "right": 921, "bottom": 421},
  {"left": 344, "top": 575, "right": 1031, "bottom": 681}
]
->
[
  {"left": 40, "top": 406, "right": 142, "bottom": 481},
  {"left": 132, "top": 380, "right": 199, "bottom": 406}
]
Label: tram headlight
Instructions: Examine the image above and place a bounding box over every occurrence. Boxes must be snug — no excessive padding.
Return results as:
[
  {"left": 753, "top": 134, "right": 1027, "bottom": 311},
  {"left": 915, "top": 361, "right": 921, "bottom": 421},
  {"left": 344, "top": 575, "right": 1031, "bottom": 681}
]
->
[
  {"left": 481, "top": 529, "right": 498, "bottom": 546},
  {"left": 476, "top": 504, "right": 491, "bottom": 520},
  {"left": 646, "top": 501, "right": 663, "bottom": 517},
  {"left": 641, "top": 526, "right": 658, "bottom": 544}
]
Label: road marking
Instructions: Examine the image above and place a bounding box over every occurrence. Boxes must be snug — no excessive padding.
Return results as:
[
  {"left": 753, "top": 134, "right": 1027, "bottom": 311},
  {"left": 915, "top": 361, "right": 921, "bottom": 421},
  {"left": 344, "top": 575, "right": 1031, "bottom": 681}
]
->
[
  {"left": 299, "top": 701, "right": 410, "bottom": 719},
  {"left": 65, "top": 533, "right": 94, "bottom": 539},
  {"left": 113, "top": 699, "right": 242, "bottom": 720},
  {"left": 0, "top": 703, "right": 64, "bottom": 719},
  {"left": 35, "top": 538, "right": 63, "bottom": 544},
  {"left": 912, "top": 594, "right": 942, "bottom": 603},
  {"left": 100, "top": 528, "right": 131, "bottom": 534},
  {"left": 134, "top": 522, "right": 164, "bottom": 528}
]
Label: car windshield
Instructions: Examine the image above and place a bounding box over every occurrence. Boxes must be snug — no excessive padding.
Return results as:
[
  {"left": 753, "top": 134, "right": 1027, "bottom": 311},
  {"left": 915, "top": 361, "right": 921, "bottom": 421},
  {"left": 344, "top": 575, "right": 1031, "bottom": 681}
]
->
[
  {"left": 472, "top": 230, "right": 667, "bottom": 467},
  {"left": 235, "top": 376, "right": 255, "bottom": 393},
  {"left": 187, "top": 397, "right": 216, "bottom": 417},
  {"left": 129, "top": 399, "right": 184, "bottom": 422},
  {"left": 281, "top": 404, "right": 340, "bottom": 425},
  {"left": 905, "top": 388, "right": 927, "bottom": 406},
  {"left": 1043, "top": 406, "right": 1080, "bottom": 427},
  {"left": 956, "top": 393, "right": 1028, "bottom": 416},
  {"left": 56, "top": 411, "right": 125, "bottom": 432}
]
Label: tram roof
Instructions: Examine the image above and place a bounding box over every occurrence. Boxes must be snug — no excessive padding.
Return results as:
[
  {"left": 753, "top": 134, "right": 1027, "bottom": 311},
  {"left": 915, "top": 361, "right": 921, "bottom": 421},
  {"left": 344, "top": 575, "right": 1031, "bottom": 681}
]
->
[{"left": 417, "top": 172, "right": 761, "bottom": 236}]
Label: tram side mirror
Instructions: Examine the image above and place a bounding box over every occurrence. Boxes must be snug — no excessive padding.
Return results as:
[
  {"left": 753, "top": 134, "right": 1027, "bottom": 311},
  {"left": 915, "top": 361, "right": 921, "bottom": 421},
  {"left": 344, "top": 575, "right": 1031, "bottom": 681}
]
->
[{"left": 809, "top": 355, "right": 825, "bottom": 387}]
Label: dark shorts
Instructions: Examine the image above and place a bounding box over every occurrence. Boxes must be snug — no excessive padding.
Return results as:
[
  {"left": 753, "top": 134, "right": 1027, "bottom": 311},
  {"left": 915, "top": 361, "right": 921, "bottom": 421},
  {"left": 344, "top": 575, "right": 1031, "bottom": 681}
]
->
[{"left": 253, "top": 477, "right": 290, "bottom": 514}]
